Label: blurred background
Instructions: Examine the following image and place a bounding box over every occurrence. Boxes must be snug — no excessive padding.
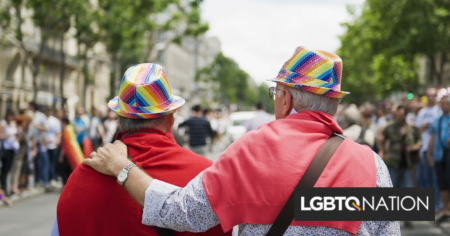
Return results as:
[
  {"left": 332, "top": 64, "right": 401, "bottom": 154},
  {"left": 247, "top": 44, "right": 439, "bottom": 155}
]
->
[{"left": 0, "top": 0, "right": 449, "bottom": 235}]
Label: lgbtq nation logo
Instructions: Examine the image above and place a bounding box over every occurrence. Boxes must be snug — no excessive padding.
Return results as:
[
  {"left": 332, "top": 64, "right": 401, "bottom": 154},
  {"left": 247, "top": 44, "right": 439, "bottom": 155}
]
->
[{"left": 295, "top": 188, "right": 435, "bottom": 221}]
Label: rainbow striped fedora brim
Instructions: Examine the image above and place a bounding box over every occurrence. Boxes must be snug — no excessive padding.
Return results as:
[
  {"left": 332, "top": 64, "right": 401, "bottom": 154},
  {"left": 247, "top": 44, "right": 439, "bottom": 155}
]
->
[
  {"left": 108, "top": 63, "right": 185, "bottom": 119},
  {"left": 268, "top": 46, "right": 349, "bottom": 99}
]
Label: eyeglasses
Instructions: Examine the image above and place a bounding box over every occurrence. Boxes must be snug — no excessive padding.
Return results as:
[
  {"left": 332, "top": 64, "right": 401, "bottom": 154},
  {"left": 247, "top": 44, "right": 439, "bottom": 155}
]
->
[{"left": 269, "top": 86, "right": 277, "bottom": 100}]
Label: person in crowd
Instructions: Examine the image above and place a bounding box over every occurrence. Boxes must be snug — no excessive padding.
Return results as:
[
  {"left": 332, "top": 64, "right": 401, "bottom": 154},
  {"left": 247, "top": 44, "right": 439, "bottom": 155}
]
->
[
  {"left": 44, "top": 107, "right": 61, "bottom": 185},
  {"left": 379, "top": 104, "right": 421, "bottom": 229},
  {"left": 203, "top": 108, "right": 215, "bottom": 151},
  {"left": 334, "top": 104, "right": 347, "bottom": 128},
  {"left": 428, "top": 95, "right": 450, "bottom": 224},
  {"left": 171, "top": 109, "right": 186, "bottom": 146},
  {"left": 73, "top": 107, "right": 87, "bottom": 148},
  {"left": 203, "top": 108, "right": 213, "bottom": 120},
  {"left": 88, "top": 107, "right": 103, "bottom": 150},
  {"left": 416, "top": 88, "right": 442, "bottom": 211},
  {"left": 379, "top": 104, "right": 421, "bottom": 186},
  {"left": 57, "top": 117, "right": 72, "bottom": 186},
  {"left": 18, "top": 113, "right": 33, "bottom": 192},
  {"left": 102, "top": 111, "right": 118, "bottom": 144},
  {"left": 210, "top": 109, "right": 228, "bottom": 148},
  {"left": 53, "top": 63, "right": 230, "bottom": 236},
  {"left": 179, "top": 105, "right": 215, "bottom": 156},
  {"left": 84, "top": 47, "right": 399, "bottom": 235},
  {"left": 406, "top": 97, "right": 423, "bottom": 125},
  {"left": 29, "top": 102, "right": 50, "bottom": 189},
  {"left": 360, "top": 103, "right": 378, "bottom": 150},
  {"left": 9, "top": 110, "right": 27, "bottom": 195},
  {"left": 0, "top": 109, "right": 19, "bottom": 196},
  {"left": 343, "top": 104, "right": 375, "bottom": 148},
  {"left": 376, "top": 101, "right": 393, "bottom": 131},
  {"left": 0, "top": 189, "right": 12, "bottom": 207},
  {"left": 360, "top": 103, "right": 377, "bottom": 136},
  {"left": 245, "top": 102, "right": 275, "bottom": 132}
]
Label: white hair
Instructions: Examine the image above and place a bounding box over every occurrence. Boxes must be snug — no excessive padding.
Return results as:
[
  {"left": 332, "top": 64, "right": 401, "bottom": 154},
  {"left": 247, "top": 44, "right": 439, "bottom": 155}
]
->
[{"left": 278, "top": 84, "right": 341, "bottom": 116}]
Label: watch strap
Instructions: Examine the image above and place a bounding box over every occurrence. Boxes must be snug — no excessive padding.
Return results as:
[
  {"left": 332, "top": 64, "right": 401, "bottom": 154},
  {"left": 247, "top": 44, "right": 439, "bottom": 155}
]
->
[{"left": 124, "top": 162, "right": 136, "bottom": 172}]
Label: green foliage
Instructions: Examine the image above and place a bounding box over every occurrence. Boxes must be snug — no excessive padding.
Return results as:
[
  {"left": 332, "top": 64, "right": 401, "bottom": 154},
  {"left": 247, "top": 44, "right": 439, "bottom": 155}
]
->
[
  {"left": 0, "top": 0, "right": 211, "bottom": 102},
  {"left": 0, "top": 4, "right": 11, "bottom": 34},
  {"left": 183, "top": 6, "right": 209, "bottom": 38},
  {"left": 256, "top": 83, "right": 274, "bottom": 114},
  {"left": 338, "top": 0, "right": 450, "bottom": 104},
  {"left": 196, "top": 53, "right": 256, "bottom": 109},
  {"left": 27, "top": 0, "right": 76, "bottom": 37}
]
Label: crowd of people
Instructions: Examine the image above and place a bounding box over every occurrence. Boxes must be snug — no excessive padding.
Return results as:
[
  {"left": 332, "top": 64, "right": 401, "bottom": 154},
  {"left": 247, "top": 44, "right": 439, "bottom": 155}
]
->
[
  {"left": 0, "top": 101, "right": 235, "bottom": 207},
  {"left": 0, "top": 104, "right": 123, "bottom": 206},
  {"left": 336, "top": 87, "right": 450, "bottom": 226}
]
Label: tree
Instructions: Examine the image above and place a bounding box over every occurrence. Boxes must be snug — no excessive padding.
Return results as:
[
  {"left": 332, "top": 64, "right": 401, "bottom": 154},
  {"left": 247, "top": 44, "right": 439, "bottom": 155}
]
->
[
  {"left": 145, "top": 0, "right": 209, "bottom": 62},
  {"left": 256, "top": 84, "right": 274, "bottom": 114},
  {"left": 0, "top": 0, "right": 40, "bottom": 102},
  {"left": 73, "top": 1, "right": 101, "bottom": 108},
  {"left": 97, "top": 0, "right": 190, "bottom": 98},
  {"left": 196, "top": 53, "right": 256, "bottom": 110},
  {"left": 27, "top": 0, "right": 75, "bottom": 102},
  {"left": 338, "top": 0, "right": 450, "bottom": 103},
  {"left": 0, "top": 0, "right": 211, "bottom": 106}
]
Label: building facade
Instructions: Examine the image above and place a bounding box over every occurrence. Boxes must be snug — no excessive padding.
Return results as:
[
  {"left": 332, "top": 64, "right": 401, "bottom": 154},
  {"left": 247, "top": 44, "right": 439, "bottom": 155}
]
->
[
  {"left": 154, "top": 35, "right": 221, "bottom": 116},
  {"left": 0, "top": 7, "right": 110, "bottom": 118}
]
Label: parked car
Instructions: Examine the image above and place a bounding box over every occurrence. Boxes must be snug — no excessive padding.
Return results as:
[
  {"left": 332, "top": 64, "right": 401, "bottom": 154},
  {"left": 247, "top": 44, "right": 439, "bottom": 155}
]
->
[{"left": 226, "top": 111, "right": 255, "bottom": 143}]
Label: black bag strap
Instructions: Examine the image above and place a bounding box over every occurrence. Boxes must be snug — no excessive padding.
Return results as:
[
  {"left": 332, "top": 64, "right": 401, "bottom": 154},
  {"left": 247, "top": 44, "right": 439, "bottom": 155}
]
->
[
  {"left": 154, "top": 227, "right": 176, "bottom": 236},
  {"left": 358, "top": 127, "right": 366, "bottom": 140},
  {"left": 266, "top": 133, "right": 345, "bottom": 236},
  {"left": 118, "top": 131, "right": 177, "bottom": 236}
]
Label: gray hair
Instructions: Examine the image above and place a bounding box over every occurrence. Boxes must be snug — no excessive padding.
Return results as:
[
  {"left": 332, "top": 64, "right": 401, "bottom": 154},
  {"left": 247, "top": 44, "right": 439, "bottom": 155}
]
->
[
  {"left": 118, "top": 115, "right": 166, "bottom": 132},
  {"left": 279, "top": 84, "right": 341, "bottom": 116}
]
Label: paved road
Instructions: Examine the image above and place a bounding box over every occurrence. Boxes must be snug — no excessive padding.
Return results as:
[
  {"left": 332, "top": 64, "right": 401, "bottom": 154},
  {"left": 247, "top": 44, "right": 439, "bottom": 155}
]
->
[{"left": 0, "top": 192, "right": 60, "bottom": 236}]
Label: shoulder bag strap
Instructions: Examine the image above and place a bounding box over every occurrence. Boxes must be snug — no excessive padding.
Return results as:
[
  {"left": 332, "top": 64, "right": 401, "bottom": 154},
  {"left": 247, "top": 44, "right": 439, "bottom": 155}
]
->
[
  {"left": 117, "top": 131, "right": 177, "bottom": 236},
  {"left": 266, "top": 133, "right": 345, "bottom": 236},
  {"left": 358, "top": 126, "right": 366, "bottom": 140}
]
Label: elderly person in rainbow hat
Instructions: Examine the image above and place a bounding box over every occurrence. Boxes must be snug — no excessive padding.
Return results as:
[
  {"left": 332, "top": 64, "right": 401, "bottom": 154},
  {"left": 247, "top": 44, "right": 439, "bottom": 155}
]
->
[
  {"left": 53, "top": 64, "right": 230, "bottom": 236},
  {"left": 84, "top": 47, "right": 400, "bottom": 235}
]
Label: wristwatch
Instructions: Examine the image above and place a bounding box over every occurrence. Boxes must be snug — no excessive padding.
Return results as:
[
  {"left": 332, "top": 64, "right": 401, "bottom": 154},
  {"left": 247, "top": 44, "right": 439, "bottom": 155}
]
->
[{"left": 117, "top": 162, "right": 136, "bottom": 186}]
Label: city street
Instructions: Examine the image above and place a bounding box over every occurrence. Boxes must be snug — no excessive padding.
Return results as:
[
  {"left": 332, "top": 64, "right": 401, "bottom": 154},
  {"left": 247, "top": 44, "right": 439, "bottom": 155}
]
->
[
  {"left": 0, "top": 192, "right": 59, "bottom": 236},
  {"left": 0, "top": 147, "right": 449, "bottom": 236}
]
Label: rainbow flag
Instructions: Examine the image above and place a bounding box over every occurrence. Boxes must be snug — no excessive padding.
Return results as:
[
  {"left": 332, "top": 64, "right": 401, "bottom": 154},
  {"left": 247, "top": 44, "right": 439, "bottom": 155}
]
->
[{"left": 62, "top": 124, "right": 85, "bottom": 170}]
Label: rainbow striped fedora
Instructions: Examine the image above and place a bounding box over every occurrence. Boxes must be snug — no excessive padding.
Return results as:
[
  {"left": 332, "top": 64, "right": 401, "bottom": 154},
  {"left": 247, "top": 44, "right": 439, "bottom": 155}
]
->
[
  {"left": 268, "top": 46, "right": 349, "bottom": 98},
  {"left": 108, "top": 63, "right": 185, "bottom": 119}
]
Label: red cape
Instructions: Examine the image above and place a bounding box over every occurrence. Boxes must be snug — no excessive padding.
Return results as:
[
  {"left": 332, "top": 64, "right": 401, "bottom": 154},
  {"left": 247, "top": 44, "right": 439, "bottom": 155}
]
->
[
  {"left": 203, "top": 111, "right": 376, "bottom": 235},
  {"left": 57, "top": 128, "right": 230, "bottom": 236}
]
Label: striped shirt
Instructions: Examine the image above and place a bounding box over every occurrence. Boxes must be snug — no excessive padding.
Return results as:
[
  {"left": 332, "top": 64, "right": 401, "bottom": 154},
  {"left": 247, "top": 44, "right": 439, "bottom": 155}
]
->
[{"left": 179, "top": 117, "right": 214, "bottom": 147}]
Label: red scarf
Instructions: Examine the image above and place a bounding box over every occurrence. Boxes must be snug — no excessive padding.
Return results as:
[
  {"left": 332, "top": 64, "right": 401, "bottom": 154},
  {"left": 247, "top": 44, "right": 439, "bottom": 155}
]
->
[
  {"left": 57, "top": 128, "right": 230, "bottom": 236},
  {"left": 202, "top": 111, "right": 376, "bottom": 235}
]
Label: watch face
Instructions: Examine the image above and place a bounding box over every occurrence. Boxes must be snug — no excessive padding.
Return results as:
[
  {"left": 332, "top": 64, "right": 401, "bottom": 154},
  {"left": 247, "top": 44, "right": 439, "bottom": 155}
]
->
[{"left": 118, "top": 172, "right": 127, "bottom": 182}]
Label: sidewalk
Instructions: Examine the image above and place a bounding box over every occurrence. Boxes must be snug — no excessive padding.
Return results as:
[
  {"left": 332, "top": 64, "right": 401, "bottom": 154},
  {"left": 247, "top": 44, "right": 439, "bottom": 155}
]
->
[
  {"left": 440, "top": 222, "right": 450, "bottom": 235},
  {"left": 0, "top": 187, "right": 46, "bottom": 208},
  {"left": 0, "top": 179, "right": 63, "bottom": 209}
]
